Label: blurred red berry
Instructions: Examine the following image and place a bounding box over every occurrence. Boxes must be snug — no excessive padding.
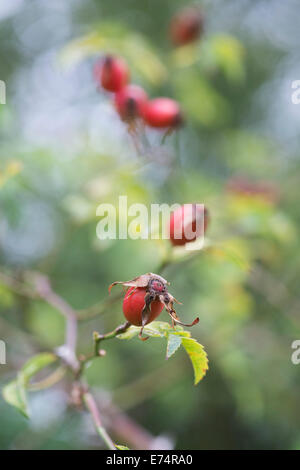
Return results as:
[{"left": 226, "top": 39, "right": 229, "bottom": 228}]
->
[
  {"left": 143, "top": 98, "right": 182, "bottom": 129},
  {"left": 94, "top": 55, "right": 129, "bottom": 92},
  {"left": 169, "top": 7, "right": 204, "bottom": 46},
  {"left": 226, "top": 177, "right": 279, "bottom": 204},
  {"left": 115, "top": 85, "right": 148, "bottom": 122},
  {"left": 169, "top": 204, "right": 209, "bottom": 246},
  {"left": 123, "top": 287, "right": 164, "bottom": 326}
]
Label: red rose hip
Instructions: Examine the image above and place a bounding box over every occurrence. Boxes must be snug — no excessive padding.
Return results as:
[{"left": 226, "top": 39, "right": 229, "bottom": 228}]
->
[
  {"left": 94, "top": 55, "right": 129, "bottom": 92},
  {"left": 169, "top": 7, "right": 204, "bottom": 46},
  {"left": 115, "top": 85, "right": 148, "bottom": 122},
  {"left": 143, "top": 98, "right": 182, "bottom": 129},
  {"left": 123, "top": 287, "right": 164, "bottom": 326},
  {"left": 169, "top": 204, "right": 209, "bottom": 246}
]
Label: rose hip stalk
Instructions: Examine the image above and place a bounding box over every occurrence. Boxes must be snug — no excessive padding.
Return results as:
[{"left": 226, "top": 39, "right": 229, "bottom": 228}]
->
[
  {"left": 115, "top": 85, "right": 148, "bottom": 123},
  {"left": 109, "top": 273, "right": 199, "bottom": 340}
]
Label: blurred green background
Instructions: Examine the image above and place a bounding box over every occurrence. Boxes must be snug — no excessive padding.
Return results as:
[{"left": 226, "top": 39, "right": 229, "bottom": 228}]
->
[{"left": 1, "top": 0, "right": 300, "bottom": 450}]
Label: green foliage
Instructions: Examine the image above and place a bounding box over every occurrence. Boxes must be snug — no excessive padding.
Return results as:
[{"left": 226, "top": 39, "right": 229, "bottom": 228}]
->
[
  {"left": 210, "top": 34, "right": 245, "bottom": 83},
  {"left": 174, "top": 71, "right": 231, "bottom": 127},
  {"left": 180, "top": 338, "right": 208, "bottom": 385},
  {"left": 166, "top": 334, "right": 182, "bottom": 359},
  {"left": 2, "top": 353, "right": 57, "bottom": 418},
  {"left": 115, "top": 444, "right": 130, "bottom": 450},
  {"left": 117, "top": 321, "right": 208, "bottom": 385},
  {"left": 171, "top": 34, "right": 245, "bottom": 84}
]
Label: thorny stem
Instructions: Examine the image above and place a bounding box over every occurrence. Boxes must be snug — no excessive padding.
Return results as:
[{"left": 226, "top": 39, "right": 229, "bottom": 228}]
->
[
  {"left": 75, "top": 322, "right": 131, "bottom": 381},
  {"left": 83, "top": 392, "right": 116, "bottom": 450},
  {"left": 34, "top": 275, "right": 77, "bottom": 353},
  {"left": 0, "top": 269, "right": 78, "bottom": 367}
]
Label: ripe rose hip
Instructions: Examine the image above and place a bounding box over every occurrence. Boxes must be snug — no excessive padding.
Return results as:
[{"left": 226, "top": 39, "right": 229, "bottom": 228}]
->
[
  {"left": 143, "top": 98, "right": 182, "bottom": 129},
  {"left": 114, "top": 85, "right": 148, "bottom": 122},
  {"left": 169, "top": 7, "right": 204, "bottom": 46},
  {"left": 123, "top": 287, "right": 164, "bottom": 326},
  {"left": 169, "top": 204, "right": 209, "bottom": 246},
  {"left": 110, "top": 273, "right": 199, "bottom": 339},
  {"left": 94, "top": 55, "right": 129, "bottom": 92}
]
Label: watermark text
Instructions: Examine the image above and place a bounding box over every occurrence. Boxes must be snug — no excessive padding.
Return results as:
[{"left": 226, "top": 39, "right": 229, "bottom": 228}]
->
[
  {"left": 0, "top": 80, "right": 6, "bottom": 105},
  {"left": 96, "top": 196, "right": 206, "bottom": 251},
  {"left": 291, "top": 80, "right": 300, "bottom": 104},
  {"left": 291, "top": 340, "right": 300, "bottom": 365},
  {"left": 0, "top": 340, "right": 6, "bottom": 365}
]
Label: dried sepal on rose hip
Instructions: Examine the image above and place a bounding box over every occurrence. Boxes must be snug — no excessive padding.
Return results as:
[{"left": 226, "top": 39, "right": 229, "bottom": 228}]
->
[
  {"left": 109, "top": 273, "right": 199, "bottom": 340},
  {"left": 114, "top": 84, "right": 148, "bottom": 123}
]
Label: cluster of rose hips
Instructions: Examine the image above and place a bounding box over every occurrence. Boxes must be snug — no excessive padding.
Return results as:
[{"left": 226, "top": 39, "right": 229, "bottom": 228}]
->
[
  {"left": 97, "top": 7, "right": 207, "bottom": 334},
  {"left": 93, "top": 6, "right": 204, "bottom": 131},
  {"left": 94, "top": 55, "right": 182, "bottom": 130}
]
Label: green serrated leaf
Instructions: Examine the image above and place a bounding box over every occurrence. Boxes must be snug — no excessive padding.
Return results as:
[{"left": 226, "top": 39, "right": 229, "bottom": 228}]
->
[
  {"left": 115, "top": 444, "right": 130, "bottom": 450},
  {"left": 181, "top": 338, "right": 209, "bottom": 385},
  {"left": 116, "top": 321, "right": 208, "bottom": 384},
  {"left": 166, "top": 334, "right": 182, "bottom": 359},
  {"left": 2, "top": 352, "right": 57, "bottom": 417}
]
